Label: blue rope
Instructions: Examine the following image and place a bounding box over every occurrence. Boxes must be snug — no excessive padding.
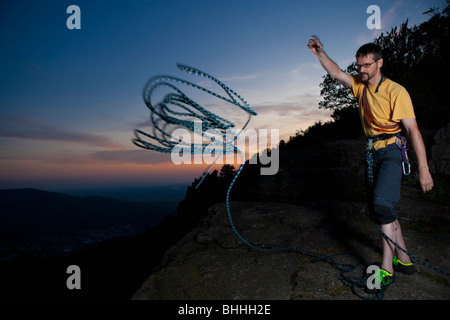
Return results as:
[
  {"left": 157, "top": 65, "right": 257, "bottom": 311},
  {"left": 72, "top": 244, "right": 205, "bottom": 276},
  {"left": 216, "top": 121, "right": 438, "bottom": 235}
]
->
[
  {"left": 226, "top": 162, "right": 384, "bottom": 300},
  {"left": 376, "top": 226, "right": 450, "bottom": 277},
  {"left": 133, "top": 64, "right": 256, "bottom": 155},
  {"left": 134, "top": 64, "right": 448, "bottom": 301}
]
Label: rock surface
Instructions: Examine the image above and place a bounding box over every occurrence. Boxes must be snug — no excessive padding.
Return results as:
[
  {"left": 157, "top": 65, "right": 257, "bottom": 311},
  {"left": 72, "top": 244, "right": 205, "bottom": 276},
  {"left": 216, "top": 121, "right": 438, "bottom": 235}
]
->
[{"left": 133, "top": 198, "right": 450, "bottom": 300}]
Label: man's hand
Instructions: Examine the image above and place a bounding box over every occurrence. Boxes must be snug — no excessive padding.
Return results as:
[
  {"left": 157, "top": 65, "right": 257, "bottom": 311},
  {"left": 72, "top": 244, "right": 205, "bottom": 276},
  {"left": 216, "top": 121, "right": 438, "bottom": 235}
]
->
[
  {"left": 419, "top": 169, "right": 434, "bottom": 193},
  {"left": 307, "top": 35, "right": 352, "bottom": 88},
  {"left": 307, "top": 36, "right": 323, "bottom": 56}
]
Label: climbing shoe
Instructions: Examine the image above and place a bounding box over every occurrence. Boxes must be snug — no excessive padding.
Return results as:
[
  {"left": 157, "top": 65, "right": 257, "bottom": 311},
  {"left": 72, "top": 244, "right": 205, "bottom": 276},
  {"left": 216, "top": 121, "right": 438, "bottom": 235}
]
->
[
  {"left": 364, "top": 268, "right": 395, "bottom": 294},
  {"left": 393, "top": 256, "right": 414, "bottom": 275}
]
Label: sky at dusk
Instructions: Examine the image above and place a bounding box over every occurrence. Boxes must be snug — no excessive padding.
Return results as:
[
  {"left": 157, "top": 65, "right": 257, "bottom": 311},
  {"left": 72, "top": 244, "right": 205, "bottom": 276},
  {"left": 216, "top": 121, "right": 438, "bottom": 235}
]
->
[{"left": 0, "top": 0, "right": 447, "bottom": 191}]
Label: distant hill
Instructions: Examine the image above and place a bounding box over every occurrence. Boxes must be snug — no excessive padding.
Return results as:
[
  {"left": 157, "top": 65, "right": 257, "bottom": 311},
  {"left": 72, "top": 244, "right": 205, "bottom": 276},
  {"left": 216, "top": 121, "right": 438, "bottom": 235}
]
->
[
  {"left": 0, "top": 188, "right": 177, "bottom": 259},
  {"left": 62, "top": 184, "right": 187, "bottom": 203},
  {"left": 0, "top": 185, "right": 207, "bottom": 299}
]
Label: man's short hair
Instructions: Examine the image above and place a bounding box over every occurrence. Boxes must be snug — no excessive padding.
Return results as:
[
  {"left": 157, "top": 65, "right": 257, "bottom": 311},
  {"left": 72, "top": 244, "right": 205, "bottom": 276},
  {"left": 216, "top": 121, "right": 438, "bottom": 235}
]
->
[{"left": 356, "top": 43, "right": 383, "bottom": 61}]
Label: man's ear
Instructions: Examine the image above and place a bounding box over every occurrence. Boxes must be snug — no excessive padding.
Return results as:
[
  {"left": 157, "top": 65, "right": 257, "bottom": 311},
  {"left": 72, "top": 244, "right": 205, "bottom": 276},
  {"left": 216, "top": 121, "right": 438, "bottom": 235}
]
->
[{"left": 377, "top": 58, "right": 384, "bottom": 69}]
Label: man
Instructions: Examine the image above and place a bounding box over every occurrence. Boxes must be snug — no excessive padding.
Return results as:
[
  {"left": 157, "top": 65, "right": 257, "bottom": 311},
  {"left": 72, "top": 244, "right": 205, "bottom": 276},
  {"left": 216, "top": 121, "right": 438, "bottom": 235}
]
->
[{"left": 307, "top": 36, "right": 434, "bottom": 292}]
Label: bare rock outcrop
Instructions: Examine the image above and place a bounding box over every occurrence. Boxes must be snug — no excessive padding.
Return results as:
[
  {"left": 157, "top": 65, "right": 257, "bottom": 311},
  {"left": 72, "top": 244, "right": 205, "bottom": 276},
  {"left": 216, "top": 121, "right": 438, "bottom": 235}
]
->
[{"left": 133, "top": 200, "right": 450, "bottom": 300}]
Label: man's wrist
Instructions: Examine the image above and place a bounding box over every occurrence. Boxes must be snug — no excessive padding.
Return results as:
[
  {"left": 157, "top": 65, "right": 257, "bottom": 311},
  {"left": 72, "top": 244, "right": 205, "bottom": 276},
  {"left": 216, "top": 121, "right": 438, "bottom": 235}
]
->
[{"left": 418, "top": 165, "right": 430, "bottom": 174}]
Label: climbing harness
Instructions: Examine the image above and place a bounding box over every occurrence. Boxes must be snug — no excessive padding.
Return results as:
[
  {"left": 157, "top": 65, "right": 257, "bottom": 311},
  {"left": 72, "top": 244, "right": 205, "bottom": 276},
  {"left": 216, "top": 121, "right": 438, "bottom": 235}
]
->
[
  {"left": 365, "top": 132, "right": 403, "bottom": 186},
  {"left": 135, "top": 65, "right": 449, "bottom": 301}
]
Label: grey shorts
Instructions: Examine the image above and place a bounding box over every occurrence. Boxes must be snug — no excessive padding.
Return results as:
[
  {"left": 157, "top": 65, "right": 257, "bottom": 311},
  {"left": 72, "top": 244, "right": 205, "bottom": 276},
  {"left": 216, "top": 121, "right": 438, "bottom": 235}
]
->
[{"left": 367, "top": 143, "right": 403, "bottom": 225}]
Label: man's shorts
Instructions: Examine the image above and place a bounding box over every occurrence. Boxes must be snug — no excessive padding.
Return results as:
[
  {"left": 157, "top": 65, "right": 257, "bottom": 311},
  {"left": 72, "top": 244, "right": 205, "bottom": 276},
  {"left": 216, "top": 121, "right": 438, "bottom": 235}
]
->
[{"left": 367, "top": 143, "right": 403, "bottom": 225}]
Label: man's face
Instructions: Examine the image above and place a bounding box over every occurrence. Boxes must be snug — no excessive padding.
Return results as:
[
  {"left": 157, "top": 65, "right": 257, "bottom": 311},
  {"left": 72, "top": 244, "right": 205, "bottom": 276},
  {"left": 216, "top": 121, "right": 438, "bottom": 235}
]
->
[{"left": 356, "top": 54, "right": 382, "bottom": 83}]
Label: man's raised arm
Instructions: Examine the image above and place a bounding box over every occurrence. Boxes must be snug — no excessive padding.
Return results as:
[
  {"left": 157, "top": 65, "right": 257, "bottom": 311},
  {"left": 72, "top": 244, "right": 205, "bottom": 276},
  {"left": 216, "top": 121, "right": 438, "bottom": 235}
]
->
[{"left": 307, "top": 36, "right": 352, "bottom": 88}]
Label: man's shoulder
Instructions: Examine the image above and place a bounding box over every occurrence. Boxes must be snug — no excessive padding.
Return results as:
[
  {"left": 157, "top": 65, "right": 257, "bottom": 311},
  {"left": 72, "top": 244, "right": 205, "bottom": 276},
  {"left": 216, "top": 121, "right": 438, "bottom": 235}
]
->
[
  {"left": 385, "top": 78, "right": 408, "bottom": 94},
  {"left": 349, "top": 74, "right": 364, "bottom": 89},
  {"left": 384, "top": 78, "right": 413, "bottom": 105}
]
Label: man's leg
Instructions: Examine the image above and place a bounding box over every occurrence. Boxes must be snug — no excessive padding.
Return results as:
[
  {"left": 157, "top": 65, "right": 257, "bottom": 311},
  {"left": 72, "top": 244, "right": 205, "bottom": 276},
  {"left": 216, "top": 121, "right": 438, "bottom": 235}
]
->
[
  {"left": 372, "top": 144, "right": 406, "bottom": 271},
  {"left": 379, "top": 219, "right": 411, "bottom": 273},
  {"left": 392, "top": 220, "right": 411, "bottom": 264}
]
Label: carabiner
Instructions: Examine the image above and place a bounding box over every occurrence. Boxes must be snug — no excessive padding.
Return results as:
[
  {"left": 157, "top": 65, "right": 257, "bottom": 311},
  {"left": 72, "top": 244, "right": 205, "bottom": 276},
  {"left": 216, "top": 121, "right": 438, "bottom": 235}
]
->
[{"left": 402, "top": 161, "right": 411, "bottom": 176}]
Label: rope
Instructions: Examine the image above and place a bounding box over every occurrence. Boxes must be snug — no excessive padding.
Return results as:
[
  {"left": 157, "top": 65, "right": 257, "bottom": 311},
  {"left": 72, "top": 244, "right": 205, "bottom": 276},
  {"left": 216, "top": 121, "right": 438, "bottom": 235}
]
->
[
  {"left": 134, "top": 64, "right": 448, "bottom": 301},
  {"left": 227, "top": 160, "right": 449, "bottom": 300},
  {"left": 133, "top": 64, "right": 256, "bottom": 155},
  {"left": 362, "top": 83, "right": 400, "bottom": 133},
  {"left": 226, "top": 161, "right": 384, "bottom": 300},
  {"left": 376, "top": 225, "right": 450, "bottom": 277}
]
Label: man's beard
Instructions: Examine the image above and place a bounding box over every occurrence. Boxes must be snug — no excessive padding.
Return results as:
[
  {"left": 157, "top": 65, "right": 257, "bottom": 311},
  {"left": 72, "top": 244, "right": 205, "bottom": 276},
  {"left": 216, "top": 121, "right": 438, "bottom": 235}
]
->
[{"left": 360, "top": 70, "right": 376, "bottom": 83}]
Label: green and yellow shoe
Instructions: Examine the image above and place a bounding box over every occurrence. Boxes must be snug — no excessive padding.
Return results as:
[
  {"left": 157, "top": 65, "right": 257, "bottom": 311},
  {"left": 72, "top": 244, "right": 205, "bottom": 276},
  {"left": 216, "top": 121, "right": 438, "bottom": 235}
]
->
[
  {"left": 365, "top": 268, "right": 395, "bottom": 294},
  {"left": 393, "top": 256, "right": 414, "bottom": 275}
]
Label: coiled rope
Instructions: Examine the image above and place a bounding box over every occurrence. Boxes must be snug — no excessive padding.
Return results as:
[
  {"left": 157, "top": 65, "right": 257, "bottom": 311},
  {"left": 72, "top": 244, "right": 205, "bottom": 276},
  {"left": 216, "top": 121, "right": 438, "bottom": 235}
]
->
[
  {"left": 133, "top": 63, "right": 256, "bottom": 156},
  {"left": 134, "top": 64, "right": 448, "bottom": 301}
]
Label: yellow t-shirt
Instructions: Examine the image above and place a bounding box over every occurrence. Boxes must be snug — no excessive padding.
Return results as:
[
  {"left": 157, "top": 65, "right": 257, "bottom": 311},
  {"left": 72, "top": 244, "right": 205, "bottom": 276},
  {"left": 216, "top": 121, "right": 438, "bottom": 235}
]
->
[{"left": 350, "top": 75, "right": 415, "bottom": 150}]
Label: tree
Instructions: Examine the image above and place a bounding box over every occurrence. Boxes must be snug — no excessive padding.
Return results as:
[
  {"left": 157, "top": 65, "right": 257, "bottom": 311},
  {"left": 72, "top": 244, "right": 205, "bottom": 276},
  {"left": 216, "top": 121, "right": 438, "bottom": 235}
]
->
[{"left": 318, "top": 63, "right": 358, "bottom": 111}]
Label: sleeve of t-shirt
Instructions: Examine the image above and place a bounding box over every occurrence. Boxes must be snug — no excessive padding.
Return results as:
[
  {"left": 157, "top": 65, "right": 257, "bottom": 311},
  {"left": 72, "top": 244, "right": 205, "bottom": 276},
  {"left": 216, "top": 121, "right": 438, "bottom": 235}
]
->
[
  {"left": 349, "top": 75, "right": 362, "bottom": 98},
  {"left": 391, "top": 87, "right": 416, "bottom": 121}
]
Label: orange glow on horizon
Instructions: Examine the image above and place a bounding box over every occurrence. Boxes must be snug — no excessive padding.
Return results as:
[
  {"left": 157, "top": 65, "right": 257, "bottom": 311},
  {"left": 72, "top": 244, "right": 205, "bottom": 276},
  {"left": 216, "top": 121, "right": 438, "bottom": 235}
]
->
[{"left": 0, "top": 158, "right": 225, "bottom": 189}]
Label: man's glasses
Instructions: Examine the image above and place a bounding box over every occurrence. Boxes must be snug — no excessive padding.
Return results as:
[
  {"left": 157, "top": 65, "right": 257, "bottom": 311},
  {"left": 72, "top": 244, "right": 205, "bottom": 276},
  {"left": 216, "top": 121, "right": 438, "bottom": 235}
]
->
[{"left": 356, "top": 58, "right": 380, "bottom": 69}]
